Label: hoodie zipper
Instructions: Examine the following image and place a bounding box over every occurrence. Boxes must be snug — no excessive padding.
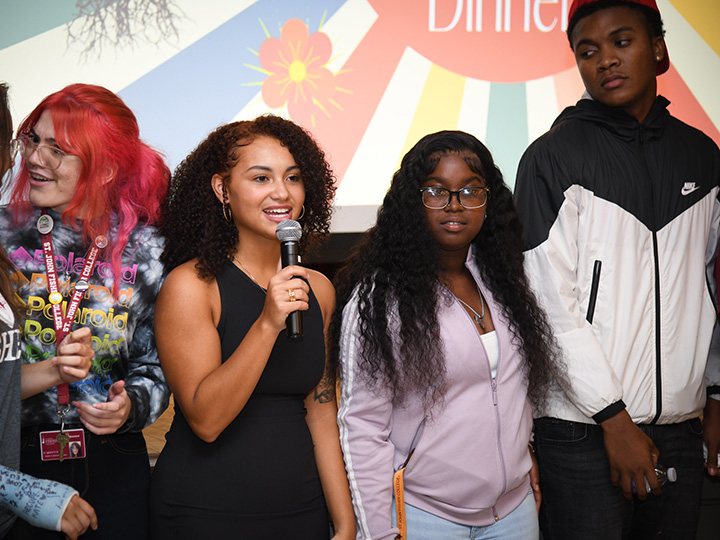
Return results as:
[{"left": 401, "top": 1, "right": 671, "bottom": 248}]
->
[
  {"left": 639, "top": 126, "right": 663, "bottom": 424},
  {"left": 451, "top": 290, "right": 508, "bottom": 510},
  {"left": 486, "top": 320, "right": 508, "bottom": 508}
]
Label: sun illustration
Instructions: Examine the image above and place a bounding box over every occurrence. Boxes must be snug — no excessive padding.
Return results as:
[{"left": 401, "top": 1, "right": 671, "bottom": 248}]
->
[{"left": 250, "top": 17, "right": 348, "bottom": 127}]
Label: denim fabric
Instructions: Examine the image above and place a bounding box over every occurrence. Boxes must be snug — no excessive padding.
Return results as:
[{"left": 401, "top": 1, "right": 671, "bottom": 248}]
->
[
  {"left": 7, "top": 424, "right": 150, "bottom": 540},
  {"left": 392, "top": 489, "right": 539, "bottom": 540},
  {"left": 534, "top": 417, "right": 704, "bottom": 540}
]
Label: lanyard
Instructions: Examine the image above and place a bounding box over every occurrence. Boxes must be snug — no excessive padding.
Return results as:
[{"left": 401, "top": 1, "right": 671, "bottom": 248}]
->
[{"left": 38, "top": 211, "right": 107, "bottom": 417}]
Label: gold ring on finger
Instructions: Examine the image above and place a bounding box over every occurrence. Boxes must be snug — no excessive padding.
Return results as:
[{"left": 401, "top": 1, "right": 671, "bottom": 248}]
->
[{"left": 288, "top": 289, "right": 296, "bottom": 302}]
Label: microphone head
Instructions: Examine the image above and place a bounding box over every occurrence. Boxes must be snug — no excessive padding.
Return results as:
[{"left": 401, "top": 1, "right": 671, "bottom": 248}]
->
[{"left": 276, "top": 219, "right": 302, "bottom": 242}]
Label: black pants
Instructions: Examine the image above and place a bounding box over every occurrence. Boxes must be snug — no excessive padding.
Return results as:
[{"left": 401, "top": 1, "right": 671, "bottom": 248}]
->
[
  {"left": 534, "top": 417, "right": 704, "bottom": 540},
  {"left": 7, "top": 424, "right": 150, "bottom": 540}
]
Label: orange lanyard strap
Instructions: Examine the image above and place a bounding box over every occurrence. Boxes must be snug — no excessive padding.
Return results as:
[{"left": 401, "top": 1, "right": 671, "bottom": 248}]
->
[
  {"left": 393, "top": 449, "right": 415, "bottom": 540},
  {"left": 393, "top": 467, "right": 407, "bottom": 540}
]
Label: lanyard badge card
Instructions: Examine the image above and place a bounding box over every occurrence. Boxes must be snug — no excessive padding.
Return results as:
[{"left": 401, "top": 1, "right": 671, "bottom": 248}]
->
[{"left": 37, "top": 212, "right": 104, "bottom": 462}]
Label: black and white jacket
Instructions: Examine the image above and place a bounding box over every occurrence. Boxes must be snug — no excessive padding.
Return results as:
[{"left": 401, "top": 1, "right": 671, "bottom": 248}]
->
[{"left": 515, "top": 95, "right": 720, "bottom": 425}]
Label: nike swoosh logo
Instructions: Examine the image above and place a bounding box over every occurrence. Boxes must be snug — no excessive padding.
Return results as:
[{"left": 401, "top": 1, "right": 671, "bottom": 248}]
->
[{"left": 681, "top": 185, "right": 700, "bottom": 196}]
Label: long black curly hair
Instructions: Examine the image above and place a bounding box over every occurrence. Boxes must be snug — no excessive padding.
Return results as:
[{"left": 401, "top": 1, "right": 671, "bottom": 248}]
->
[
  {"left": 329, "top": 130, "right": 561, "bottom": 409},
  {"left": 160, "top": 115, "right": 335, "bottom": 277}
]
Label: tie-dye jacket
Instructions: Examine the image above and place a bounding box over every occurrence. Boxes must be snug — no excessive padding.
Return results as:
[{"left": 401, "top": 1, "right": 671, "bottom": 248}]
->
[{"left": 0, "top": 206, "right": 169, "bottom": 432}]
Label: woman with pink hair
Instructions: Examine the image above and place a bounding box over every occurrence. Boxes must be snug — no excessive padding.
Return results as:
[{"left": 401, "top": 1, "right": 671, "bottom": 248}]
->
[{"left": 1, "top": 83, "right": 170, "bottom": 540}]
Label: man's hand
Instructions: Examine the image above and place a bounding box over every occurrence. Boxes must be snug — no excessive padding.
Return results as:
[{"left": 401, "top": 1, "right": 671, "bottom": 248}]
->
[{"left": 601, "top": 409, "right": 660, "bottom": 500}]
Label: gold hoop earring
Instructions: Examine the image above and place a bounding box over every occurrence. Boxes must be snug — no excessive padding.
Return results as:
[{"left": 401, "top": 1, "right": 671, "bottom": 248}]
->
[
  {"left": 297, "top": 205, "right": 305, "bottom": 220},
  {"left": 222, "top": 186, "right": 233, "bottom": 222},
  {"left": 222, "top": 203, "right": 233, "bottom": 222}
]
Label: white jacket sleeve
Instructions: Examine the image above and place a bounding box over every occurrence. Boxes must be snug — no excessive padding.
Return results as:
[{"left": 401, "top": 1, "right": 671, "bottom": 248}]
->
[
  {"left": 516, "top": 146, "right": 624, "bottom": 421},
  {"left": 337, "top": 294, "right": 399, "bottom": 540}
]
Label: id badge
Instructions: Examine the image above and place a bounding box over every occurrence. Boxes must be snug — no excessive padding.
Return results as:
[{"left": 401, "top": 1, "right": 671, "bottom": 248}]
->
[{"left": 39, "top": 429, "right": 86, "bottom": 461}]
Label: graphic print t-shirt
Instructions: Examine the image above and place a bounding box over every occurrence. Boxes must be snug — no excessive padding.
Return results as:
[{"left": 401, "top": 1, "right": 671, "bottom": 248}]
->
[{"left": 0, "top": 207, "right": 169, "bottom": 431}]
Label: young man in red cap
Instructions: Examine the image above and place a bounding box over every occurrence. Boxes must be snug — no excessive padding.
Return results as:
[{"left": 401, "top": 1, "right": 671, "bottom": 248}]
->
[{"left": 514, "top": 0, "right": 720, "bottom": 538}]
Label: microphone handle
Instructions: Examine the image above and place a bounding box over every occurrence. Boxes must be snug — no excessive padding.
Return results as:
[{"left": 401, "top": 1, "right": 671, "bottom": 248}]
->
[
  {"left": 281, "top": 240, "right": 299, "bottom": 267},
  {"left": 281, "top": 240, "right": 303, "bottom": 340}
]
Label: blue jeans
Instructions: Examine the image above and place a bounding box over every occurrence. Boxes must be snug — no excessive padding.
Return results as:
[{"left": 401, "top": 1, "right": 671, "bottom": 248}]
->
[
  {"left": 392, "top": 489, "right": 539, "bottom": 539},
  {"left": 533, "top": 417, "right": 704, "bottom": 540},
  {"left": 7, "top": 424, "right": 151, "bottom": 540}
]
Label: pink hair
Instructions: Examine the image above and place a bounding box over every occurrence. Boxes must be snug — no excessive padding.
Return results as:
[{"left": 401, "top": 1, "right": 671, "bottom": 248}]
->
[{"left": 10, "top": 83, "right": 170, "bottom": 296}]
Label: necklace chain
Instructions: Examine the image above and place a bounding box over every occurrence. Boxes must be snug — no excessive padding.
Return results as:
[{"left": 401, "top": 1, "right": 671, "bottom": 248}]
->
[
  {"left": 231, "top": 255, "right": 265, "bottom": 291},
  {"left": 455, "top": 287, "right": 486, "bottom": 330}
]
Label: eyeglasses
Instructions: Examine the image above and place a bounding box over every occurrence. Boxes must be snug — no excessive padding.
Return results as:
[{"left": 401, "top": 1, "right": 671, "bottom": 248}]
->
[
  {"left": 13, "top": 132, "right": 71, "bottom": 171},
  {"left": 419, "top": 186, "right": 490, "bottom": 210},
  {"left": 9, "top": 139, "right": 20, "bottom": 162}
]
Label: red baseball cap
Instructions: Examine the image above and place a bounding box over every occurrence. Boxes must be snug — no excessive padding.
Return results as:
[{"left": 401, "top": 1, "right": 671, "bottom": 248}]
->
[{"left": 568, "top": 0, "right": 670, "bottom": 75}]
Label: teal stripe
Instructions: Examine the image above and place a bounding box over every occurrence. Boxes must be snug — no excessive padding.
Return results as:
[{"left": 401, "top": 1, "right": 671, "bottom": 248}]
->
[
  {"left": 485, "top": 82, "right": 528, "bottom": 191},
  {"left": 0, "top": 0, "right": 78, "bottom": 50}
]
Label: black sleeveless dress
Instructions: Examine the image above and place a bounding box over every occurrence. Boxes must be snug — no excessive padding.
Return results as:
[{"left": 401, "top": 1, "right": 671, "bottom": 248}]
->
[{"left": 149, "top": 262, "right": 329, "bottom": 539}]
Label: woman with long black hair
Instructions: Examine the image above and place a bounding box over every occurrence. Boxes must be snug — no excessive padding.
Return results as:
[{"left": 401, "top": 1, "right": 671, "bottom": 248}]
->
[{"left": 332, "top": 130, "right": 563, "bottom": 540}]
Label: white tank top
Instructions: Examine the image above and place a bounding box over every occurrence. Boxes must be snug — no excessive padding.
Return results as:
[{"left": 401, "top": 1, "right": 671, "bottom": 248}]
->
[{"left": 479, "top": 330, "right": 499, "bottom": 379}]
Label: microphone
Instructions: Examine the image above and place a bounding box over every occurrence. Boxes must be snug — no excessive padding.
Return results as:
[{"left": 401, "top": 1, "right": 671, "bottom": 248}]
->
[{"left": 276, "top": 219, "right": 303, "bottom": 340}]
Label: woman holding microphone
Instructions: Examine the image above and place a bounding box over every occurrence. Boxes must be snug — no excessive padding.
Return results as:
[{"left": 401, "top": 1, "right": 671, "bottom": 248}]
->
[{"left": 150, "top": 116, "right": 354, "bottom": 539}]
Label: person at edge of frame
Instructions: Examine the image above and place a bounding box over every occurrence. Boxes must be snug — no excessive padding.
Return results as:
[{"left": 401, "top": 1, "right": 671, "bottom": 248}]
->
[
  {"left": 2, "top": 84, "right": 171, "bottom": 540},
  {"left": 0, "top": 82, "right": 97, "bottom": 539},
  {"left": 514, "top": 1, "right": 720, "bottom": 539}
]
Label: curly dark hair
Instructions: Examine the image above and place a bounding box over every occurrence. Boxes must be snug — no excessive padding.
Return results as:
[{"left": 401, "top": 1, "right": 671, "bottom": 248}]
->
[
  {"left": 567, "top": 0, "right": 665, "bottom": 47},
  {"left": 160, "top": 115, "right": 336, "bottom": 277},
  {"left": 329, "top": 130, "right": 561, "bottom": 409}
]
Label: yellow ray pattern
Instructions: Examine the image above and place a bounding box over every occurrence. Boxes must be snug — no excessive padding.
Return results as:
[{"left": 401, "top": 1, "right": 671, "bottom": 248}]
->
[
  {"left": 669, "top": 0, "right": 720, "bottom": 56},
  {"left": 401, "top": 63, "right": 466, "bottom": 162}
]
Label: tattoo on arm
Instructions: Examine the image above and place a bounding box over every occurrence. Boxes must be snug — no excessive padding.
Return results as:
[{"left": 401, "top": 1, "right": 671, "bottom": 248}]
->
[{"left": 314, "top": 364, "right": 336, "bottom": 403}]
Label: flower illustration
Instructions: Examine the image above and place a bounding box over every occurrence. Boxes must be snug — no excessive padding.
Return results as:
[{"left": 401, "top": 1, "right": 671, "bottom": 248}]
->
[{"left": 259, "top": 18, "right": 340, "bottom": 126}]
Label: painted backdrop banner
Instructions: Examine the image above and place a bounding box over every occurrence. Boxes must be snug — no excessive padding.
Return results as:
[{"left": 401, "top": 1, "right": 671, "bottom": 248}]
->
[{"left": 1, "top": 0, "right": 718, "bottom": 231}]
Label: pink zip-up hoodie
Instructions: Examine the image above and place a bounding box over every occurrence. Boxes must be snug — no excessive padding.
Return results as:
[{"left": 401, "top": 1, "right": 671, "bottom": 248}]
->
[{"left": 337, "top": 250, "right": 534, "bottom": 540}]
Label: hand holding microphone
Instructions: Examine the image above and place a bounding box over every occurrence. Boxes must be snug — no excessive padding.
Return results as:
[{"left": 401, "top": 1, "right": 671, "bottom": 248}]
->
[{"left": 276, "top": 219, "right": 304, "bottom": 340}]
